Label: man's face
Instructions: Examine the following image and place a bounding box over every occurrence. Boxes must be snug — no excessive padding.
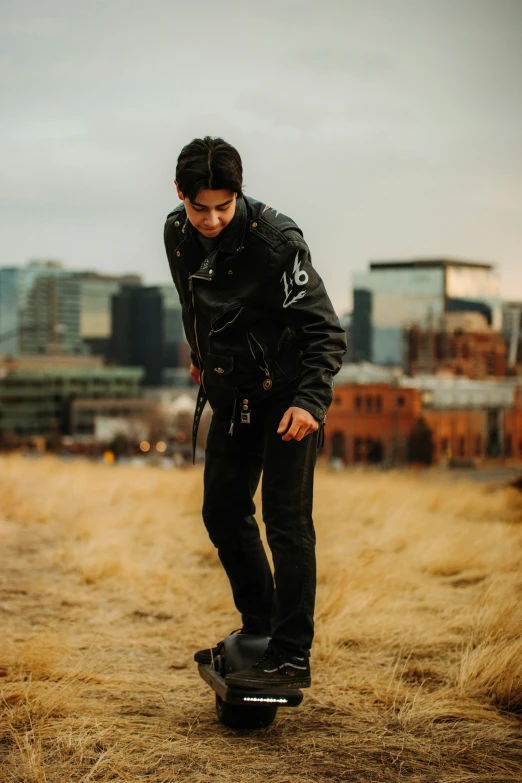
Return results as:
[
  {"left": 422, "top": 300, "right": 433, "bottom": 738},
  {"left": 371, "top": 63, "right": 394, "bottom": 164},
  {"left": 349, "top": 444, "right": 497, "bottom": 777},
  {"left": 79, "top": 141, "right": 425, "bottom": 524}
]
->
[{"left": 176, "top": 184, "right": 237, "bottom": 238}]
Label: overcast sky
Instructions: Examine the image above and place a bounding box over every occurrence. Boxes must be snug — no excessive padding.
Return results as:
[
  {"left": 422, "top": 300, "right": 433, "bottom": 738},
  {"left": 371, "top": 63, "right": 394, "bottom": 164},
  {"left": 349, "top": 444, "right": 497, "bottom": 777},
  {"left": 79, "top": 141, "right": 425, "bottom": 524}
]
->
[{"left": 1, "top": 0, "right": 521, "bottom": 314}]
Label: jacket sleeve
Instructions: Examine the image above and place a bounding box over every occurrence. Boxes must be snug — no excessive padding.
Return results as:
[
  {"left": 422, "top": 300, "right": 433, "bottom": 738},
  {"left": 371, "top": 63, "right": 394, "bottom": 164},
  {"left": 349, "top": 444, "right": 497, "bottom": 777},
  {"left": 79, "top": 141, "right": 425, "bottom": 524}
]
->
[
  {"left": 267, "top": 234, "right": 347, "bottom": 421},
  {"left": 164, "top": 217, "right": 200, "bottom": 369},
  {"left": 180, "top": 308, "right": 200, "bottom": 369}
]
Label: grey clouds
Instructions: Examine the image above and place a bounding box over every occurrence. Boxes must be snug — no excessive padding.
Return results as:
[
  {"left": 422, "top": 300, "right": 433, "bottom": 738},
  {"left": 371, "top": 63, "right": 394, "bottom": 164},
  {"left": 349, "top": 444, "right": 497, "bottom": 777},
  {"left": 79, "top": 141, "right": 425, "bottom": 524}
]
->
[{"left": 1, "top": 0, "right": 521, "bottom": 313}]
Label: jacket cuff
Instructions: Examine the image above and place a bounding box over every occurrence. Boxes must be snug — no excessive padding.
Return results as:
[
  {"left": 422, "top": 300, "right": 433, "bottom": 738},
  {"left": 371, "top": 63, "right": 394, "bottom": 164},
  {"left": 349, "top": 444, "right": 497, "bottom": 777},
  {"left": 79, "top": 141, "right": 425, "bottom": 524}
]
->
[{"left": 290, "top": 397, "right": 327, "bottom": 423}]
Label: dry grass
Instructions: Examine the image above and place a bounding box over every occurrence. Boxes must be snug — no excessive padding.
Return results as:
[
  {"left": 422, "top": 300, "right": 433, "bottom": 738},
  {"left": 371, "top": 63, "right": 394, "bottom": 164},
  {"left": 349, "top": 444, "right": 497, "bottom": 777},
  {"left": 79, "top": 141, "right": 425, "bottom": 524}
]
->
[{"left": 1, "top": 455, "right": 521, "bottom": 782}]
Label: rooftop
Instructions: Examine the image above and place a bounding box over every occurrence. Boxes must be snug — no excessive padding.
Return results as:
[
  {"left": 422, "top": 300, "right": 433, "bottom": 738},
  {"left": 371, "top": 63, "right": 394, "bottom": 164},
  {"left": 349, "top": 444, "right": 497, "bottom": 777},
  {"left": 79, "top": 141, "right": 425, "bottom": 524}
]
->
[{"left": 369, "top": 258, "right": 495, "bottom": 272}]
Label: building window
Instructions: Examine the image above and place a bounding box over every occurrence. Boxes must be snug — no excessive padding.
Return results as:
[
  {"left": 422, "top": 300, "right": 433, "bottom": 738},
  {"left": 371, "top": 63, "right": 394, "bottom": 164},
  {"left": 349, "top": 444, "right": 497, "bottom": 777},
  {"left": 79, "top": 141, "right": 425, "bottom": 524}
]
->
[
  {"left": 354, "top": 437, "right": 364, "bottom": 462},
  {"left": 334, "top": 395, "right": 342, "bottom": 406},
  {"left": 396, "top": 395, "right": 405, "bottom": 408},
  {"left": 366, "top": 395, "right": 373, "bottom": 412},
  {"left": 355, "top": 395, "right": 362, "bottom": 412},
  {"left": 486, "top": 354, "right": 496, "bottom": 375},
  {"left": 331, "top": 431, "right": 346, "bottom": 461},
  {"left": 375, "top": 395, "right": 382, "bottom": 413}
]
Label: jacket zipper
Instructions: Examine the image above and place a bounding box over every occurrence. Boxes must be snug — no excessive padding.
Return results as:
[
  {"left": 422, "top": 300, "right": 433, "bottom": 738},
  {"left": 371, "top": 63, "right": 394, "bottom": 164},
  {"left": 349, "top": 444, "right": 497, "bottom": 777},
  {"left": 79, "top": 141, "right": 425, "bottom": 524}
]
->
[
  {"left": 190, "top": 273, "right": 213, "bottom": 282},
  {"left": 190, "top": 280, "right": 206, "bottom": 392},
  {"left": 209, "top": 307, "right": 244, "bottom": 336},
  {"left": 247, "top": 331, "right": 272, "bottom": 385}
]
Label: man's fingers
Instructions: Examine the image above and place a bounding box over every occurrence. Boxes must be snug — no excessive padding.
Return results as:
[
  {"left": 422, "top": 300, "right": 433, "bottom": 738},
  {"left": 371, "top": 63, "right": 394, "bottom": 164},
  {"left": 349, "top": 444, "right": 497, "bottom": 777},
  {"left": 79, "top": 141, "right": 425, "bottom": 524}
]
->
[
  {"left": 278, "top": 407, "right": 320, "bottom": 440},
  {"left": 277, "top": 409, "right": 293, "bottom": 434},
  {"left": 189, "top": 364, "right": 201, "bottom": 385},
  {"left": 282, "top": 421, "right": 318, "bottom": 441},
  {"left": 282, "top": 421, "right": 302, "bottom": 441}
]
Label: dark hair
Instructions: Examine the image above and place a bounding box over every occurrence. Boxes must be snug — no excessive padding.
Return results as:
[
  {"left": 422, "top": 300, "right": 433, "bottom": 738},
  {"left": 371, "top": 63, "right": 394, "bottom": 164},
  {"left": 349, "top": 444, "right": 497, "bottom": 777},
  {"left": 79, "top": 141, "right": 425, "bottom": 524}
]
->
[{"left": 176, "top": 136, "right": 243, "bottom": 202}]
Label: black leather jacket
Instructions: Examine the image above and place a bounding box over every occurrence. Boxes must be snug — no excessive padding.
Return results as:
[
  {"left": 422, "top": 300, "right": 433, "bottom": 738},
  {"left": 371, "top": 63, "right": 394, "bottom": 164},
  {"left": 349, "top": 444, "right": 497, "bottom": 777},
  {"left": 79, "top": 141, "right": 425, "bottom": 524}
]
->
[{"left": 164, "top": 195, "right": 346, "bottom": 422}]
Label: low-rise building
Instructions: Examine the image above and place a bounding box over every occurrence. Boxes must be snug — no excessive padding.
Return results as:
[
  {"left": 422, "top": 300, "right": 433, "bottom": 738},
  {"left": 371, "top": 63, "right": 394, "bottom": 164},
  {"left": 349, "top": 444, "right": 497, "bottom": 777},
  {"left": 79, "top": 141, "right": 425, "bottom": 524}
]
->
[
  {"left": 0, "top": 355, "right": 143, "bottom": 440},
  {"left": 326, "top": 366, "right": 522, "bottom": 466},
  {"left": 405, "top": 315, "right": 507, "bottom": 378}
]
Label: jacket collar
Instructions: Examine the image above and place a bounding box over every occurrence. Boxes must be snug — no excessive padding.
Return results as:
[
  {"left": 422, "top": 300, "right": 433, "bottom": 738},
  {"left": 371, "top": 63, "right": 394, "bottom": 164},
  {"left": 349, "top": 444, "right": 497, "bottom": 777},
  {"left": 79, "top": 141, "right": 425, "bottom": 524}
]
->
[{"left": 218, "top": 195, "right": 248, "bottom": 255}]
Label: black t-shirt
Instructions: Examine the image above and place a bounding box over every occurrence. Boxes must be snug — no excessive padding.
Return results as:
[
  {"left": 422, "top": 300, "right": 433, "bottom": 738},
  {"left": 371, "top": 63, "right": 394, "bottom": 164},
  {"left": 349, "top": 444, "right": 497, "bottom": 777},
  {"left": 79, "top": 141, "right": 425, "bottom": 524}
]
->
[{"left": 197, "top": 233, "right": 221, "bottom": 257}]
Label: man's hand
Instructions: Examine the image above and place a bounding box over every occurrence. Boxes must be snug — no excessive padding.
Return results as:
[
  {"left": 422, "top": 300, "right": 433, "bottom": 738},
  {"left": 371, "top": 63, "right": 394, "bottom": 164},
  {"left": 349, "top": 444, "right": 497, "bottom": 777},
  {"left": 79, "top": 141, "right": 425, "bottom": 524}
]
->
[
  {"left": 189, "top": 363, "right": 201, "bottom": 385},
  {"left": 277, "top": 406, "right": 319, "bottom": 442}
]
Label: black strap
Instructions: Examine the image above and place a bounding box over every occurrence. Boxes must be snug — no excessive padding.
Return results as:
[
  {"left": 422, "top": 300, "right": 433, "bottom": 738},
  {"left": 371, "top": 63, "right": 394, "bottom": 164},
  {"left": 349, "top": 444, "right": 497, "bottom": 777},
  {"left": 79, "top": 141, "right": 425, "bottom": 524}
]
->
[{"left": 192, "top": 386, "right": 208, "bottom": 464}]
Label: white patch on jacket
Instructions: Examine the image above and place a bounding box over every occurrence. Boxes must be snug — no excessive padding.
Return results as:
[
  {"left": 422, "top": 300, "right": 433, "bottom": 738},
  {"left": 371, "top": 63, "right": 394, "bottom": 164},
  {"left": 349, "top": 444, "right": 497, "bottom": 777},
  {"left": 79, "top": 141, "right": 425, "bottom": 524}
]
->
[{"left": 281, "top": 251, "right": 309, "bottom": 309}]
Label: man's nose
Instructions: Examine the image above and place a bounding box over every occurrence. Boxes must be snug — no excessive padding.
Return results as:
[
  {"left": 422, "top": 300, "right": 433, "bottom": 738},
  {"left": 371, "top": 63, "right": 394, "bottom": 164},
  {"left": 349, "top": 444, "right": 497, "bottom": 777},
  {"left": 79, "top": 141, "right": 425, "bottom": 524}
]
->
[{"left": 204, "top": 211, "right": 220, "bottom": 227}]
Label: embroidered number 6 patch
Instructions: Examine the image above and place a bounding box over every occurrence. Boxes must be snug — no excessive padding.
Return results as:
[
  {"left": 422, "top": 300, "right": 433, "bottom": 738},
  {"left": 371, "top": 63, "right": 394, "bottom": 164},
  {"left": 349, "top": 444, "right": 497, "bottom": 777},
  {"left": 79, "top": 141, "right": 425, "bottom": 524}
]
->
[
  {"left": 281, "top": 251, "right": 309, "bottom": 309},
  {"left": 293, "top": 254, "right": 309, "bottom": 286}
]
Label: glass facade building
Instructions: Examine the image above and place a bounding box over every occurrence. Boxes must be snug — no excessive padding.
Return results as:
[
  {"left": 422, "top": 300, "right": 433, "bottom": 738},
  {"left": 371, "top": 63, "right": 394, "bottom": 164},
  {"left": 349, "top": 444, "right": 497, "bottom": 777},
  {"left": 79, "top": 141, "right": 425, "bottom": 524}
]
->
[
  {"left": 352, "top": 260, "right": 501, "bottom": 366},
  {"left": 0, "top": 268, "right": 20, "bottom": 355},
  {"left": 109, "top": 285, "right": 184, "bottom": 386},
  {"left": 0, "top": 264, "right": 143, "bottom": 358}
]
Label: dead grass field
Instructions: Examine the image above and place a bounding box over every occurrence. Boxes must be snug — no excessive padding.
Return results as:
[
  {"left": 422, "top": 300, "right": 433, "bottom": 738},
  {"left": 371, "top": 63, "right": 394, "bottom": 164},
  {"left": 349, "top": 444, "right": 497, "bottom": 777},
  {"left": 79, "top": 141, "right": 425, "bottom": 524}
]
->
[{"left": 1, "top": 455, "right": 522, "bottom": 783}]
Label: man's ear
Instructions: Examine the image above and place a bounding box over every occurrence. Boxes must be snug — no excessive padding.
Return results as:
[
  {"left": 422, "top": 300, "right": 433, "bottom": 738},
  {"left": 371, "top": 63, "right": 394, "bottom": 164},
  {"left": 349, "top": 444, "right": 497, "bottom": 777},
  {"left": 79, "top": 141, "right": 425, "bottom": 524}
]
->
[{"left": 175, "top": 181, "right": 184, "bottom": 201}]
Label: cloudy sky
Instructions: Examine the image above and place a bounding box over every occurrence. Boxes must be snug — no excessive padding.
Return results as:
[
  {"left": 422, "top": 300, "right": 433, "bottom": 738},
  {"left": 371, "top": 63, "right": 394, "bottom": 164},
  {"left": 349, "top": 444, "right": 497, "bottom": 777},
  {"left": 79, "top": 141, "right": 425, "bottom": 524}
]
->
[{"left": 1, "top": 0, "right": 521, "bottom": 313}]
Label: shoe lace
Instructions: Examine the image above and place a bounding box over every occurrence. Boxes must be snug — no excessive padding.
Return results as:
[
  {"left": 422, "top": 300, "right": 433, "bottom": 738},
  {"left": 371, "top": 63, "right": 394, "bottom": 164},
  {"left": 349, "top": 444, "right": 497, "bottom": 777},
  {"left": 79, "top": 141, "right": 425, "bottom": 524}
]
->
[{"left": 253, "top": 644, "right": 279, "bottom": 669}]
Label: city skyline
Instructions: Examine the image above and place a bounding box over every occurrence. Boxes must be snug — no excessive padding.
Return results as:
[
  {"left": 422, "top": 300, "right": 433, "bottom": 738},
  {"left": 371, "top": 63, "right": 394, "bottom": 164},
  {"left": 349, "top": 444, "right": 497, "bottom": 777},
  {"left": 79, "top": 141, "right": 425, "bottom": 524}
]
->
[{"left": 1, "top": 0, "right": 521, "bottom": 315}]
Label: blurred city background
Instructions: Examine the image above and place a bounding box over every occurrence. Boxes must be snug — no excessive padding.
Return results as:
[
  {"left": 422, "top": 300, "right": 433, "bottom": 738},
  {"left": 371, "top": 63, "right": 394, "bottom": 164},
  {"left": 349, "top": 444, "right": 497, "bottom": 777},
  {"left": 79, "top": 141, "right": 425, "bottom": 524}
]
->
[
  {"left": 2, "top": 5, "right": 522, "bottom": 779},
  {"left": 1, "top": 255, "right": 521, "bottom": 471},
  {"left": 1, "top": 0, "right": 521, "bottom": 473}
]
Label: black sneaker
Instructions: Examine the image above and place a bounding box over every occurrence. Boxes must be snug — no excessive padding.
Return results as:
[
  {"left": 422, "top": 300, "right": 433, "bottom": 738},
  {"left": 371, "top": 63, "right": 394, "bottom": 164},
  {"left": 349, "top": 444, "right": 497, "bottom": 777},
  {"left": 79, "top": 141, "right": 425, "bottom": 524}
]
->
[
  {"left": 225, "top": 645, "right": 311, "bottom": 689},
  {"left": 194, "top": 629, "right": 241, "bottom": 665}
]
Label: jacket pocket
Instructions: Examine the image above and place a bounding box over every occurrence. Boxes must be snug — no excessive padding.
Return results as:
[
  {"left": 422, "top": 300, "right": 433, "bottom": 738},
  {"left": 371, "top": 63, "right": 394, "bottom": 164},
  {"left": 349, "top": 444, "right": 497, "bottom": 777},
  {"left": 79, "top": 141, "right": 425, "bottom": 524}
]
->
[
  {"left": 203, "top": 354, "right": 234, "bottom": 378},
  {"left": 209, "top": 306, "right": 244, "bottom": 336}
]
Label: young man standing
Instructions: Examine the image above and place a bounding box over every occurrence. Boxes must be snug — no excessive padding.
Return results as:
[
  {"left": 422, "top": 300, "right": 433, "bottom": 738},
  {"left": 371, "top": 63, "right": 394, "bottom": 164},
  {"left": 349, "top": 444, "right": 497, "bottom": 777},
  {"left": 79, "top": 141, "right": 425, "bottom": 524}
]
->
[{"left": 164, "top": 137, "right": 346, "bottom": 689}]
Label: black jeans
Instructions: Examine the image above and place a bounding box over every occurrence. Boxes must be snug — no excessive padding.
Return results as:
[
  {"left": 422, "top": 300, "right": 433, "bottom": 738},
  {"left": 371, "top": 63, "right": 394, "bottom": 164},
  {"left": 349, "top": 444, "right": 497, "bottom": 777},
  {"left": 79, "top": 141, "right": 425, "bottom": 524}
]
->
[{"left": 202, "top": 393, "right": 318, "bottom": 657}]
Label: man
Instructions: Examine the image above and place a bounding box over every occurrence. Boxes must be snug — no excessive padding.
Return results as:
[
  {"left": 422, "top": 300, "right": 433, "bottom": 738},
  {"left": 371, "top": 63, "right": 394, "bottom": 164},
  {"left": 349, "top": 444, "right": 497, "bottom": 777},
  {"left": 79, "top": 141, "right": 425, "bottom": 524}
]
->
[{"left": 164, "top": 136, "right": 346, "bottom": 689}]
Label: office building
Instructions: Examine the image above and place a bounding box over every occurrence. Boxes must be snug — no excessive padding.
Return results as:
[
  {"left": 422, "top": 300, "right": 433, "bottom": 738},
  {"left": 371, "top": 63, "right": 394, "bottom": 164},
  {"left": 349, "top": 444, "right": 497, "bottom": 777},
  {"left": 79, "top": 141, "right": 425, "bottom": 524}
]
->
[
  {"left": 79, "top": 272, "right": 141, "bottom": 356},
  {"left": 109, "top": 285, "right": 184, "bottom": 385},
  {"left": 0, "top": 263, "right": 144, "bottom": 358},
  {"left": 502, "top": 301, "right": 522, "bottom": 372},
  {"left": 0, "top": 355, "right": 143, "bottom": 439},
  {"left": 0, "top": 268, "right": 20, "bottom": 355},
  {"left": 0, "top": 261, "right": 67, "bottom": 355},
  {"left": 352, "top": 259, "right": 502, "bottom": 366},
  {"left": 20, "top": 273, "right": 86, "bottom": 355}
]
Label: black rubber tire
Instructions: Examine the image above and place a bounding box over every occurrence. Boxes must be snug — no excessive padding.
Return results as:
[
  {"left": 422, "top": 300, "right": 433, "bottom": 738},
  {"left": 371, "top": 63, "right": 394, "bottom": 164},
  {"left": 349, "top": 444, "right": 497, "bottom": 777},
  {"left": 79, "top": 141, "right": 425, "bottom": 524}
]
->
[{"left": 215, "top": 695, "right": 278, "bottom": 730}]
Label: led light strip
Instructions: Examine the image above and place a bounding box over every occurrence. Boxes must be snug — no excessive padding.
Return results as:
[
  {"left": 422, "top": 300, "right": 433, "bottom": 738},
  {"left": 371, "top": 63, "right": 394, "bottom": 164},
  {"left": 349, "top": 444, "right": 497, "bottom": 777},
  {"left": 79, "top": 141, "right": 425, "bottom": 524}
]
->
[{"left": 242, "top": 697, "right": 288, "bottom": 704}]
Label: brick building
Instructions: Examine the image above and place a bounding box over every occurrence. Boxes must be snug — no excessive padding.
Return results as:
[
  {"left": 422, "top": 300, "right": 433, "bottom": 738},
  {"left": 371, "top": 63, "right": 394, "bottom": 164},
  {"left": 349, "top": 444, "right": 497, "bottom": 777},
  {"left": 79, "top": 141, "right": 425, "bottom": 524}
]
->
[
  {"left": 325, "top": 371, "right": 522, "bottom": 466},
  {"left": 405, "top": 326, "right": 507, "bottom": 378}
]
